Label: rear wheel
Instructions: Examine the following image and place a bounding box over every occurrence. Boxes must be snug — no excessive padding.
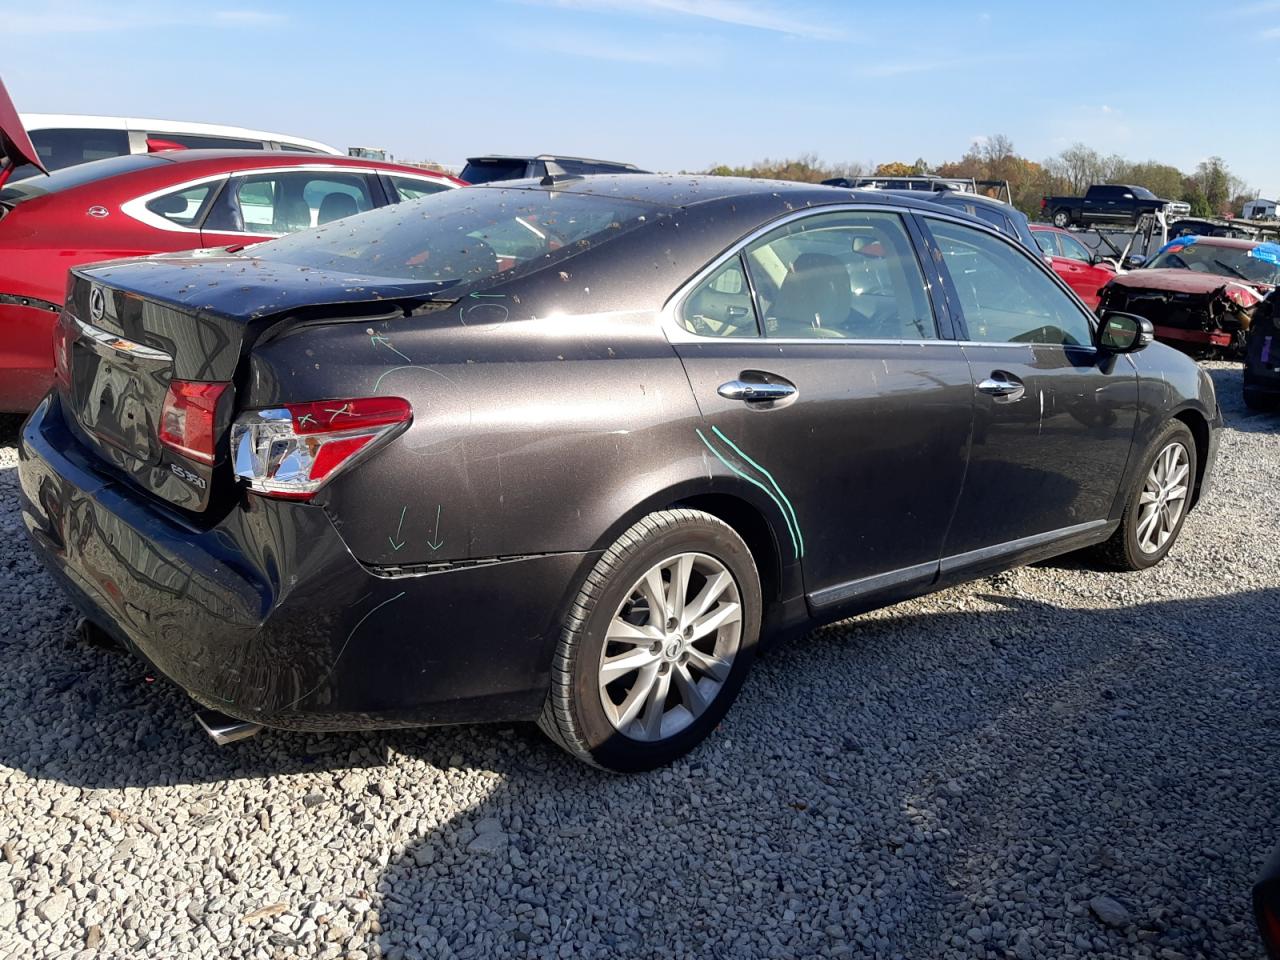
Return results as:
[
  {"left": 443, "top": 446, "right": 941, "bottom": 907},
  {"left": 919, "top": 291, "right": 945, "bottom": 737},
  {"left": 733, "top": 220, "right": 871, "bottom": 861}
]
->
[
  {"left": 1052, "top": 209, "right": 1072, "bottom": 229},
  {"left": 1095, "top": 420, "right": 1196, "bottom": 570},
  {"left": 539, "top": 509, "right": 761, "bottom": 772}
]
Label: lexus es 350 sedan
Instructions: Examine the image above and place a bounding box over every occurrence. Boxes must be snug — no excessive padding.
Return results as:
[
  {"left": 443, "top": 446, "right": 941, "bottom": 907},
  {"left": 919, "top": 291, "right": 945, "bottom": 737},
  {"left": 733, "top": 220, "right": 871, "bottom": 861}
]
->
[{"left": 19, "top": 176, "right": 1221, "bottom": 771}]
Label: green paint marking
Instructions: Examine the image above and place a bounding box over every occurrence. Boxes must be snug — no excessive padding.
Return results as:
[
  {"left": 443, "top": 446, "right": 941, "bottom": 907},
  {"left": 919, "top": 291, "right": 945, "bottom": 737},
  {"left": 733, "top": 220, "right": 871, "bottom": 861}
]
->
[
  {"left": 711, "top": 425, "right": 805, "bottom": 557},
  {"left": 426, "top": 504, "right": 444, "bottom": 552},
  {"left": 696, "top": 429, "right": 800, "bottom": 559},
  {"left": 388, "top": 505, "right": 407, "bottom": 551},
  {"left": 373, "top": 364, "right": 430, "bottom": 391},
  {"left": 370, "top": 333, "right": 412, "bottom": 363},
  {"left": 468, "top": 291, "right": 506, "bottom": 299}
]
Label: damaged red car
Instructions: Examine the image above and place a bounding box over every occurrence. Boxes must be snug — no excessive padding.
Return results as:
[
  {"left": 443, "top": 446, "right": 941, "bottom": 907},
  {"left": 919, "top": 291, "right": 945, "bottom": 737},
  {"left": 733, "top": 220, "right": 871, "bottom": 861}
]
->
[{"left": 1098, "top": 235, "right": 1280, "bottom": 356}]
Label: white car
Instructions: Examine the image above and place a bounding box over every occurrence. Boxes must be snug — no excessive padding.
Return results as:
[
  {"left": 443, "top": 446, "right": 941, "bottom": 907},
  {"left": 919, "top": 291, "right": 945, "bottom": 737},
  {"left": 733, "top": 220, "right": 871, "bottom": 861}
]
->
[{"left": 10, "top": 113, "right": 340, "bottom": 181}]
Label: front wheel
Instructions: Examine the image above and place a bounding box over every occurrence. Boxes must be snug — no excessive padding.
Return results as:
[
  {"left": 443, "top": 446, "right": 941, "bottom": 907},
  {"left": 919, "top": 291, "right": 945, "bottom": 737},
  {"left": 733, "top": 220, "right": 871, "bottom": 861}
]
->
[
  {"left": 1095, "top": 420, "right": 1197, "bottom": 571},
  {"left": 538, "top": 509, "right": 762, "bottom": 772},
  {"left": 1052, "top": 209, "right": 1072, "bottom": 229}
]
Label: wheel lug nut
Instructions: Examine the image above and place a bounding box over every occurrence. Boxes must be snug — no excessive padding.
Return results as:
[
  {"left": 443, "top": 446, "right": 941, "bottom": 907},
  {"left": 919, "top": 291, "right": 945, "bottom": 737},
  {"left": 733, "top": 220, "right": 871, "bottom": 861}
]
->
[
  {"left": 650, "top": 641, "right": 662, "bottom": 654},
  {"left": 659, "top": 663, "right": 670, "bottom": 674},
  {"left": 666, "top": 618, "right": 677, "bottom": 631},
  {"left": 683, "top": 625, "right": 693, "bottom": 638}
]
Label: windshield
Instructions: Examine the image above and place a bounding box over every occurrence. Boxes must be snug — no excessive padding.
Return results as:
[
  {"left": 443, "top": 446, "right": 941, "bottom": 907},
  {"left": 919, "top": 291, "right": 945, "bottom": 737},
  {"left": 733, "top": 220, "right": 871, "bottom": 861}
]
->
[
  {"left": 0, "top": 153, "right": 164, "bottom": 205},
  {"left": 247, "top": 185, "right": 665, "bottom": 287},
  {"left": 459, "top": 159, "right": 529, "bottom": 184},
  {"left": 1146, "top": 238, "right": 1280, "bottom": 285}
]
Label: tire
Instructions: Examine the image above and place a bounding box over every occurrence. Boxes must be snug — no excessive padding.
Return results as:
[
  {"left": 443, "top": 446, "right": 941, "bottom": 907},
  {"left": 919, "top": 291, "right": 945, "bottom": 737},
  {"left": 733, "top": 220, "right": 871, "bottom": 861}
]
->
[
  {"left": 1095, "top": 420, "right": 1197, "bottom": 571},
  {"left": 1052, "top": 209, "right": 1072, "bottom": 229},
  {"left": 538, "top": 509, "right": 762, "bottom": 772}
]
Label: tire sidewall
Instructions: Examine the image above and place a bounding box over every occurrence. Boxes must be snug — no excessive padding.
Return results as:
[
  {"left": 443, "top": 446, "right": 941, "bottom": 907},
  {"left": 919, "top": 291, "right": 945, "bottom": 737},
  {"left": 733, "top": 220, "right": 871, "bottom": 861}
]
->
[
  {"left": 1123, "top": 422, "right": 1197, "bottom": 569},
  {"left": 569, "top": 519, "right": 762, "bottom": 772}
]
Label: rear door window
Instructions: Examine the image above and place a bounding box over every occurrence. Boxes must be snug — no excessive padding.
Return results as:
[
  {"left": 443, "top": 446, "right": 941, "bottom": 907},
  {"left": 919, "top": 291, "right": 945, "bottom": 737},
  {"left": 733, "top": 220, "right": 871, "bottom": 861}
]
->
[
  {"left": 737, "top": 211, "right": 936, "bottom": 340},
  {"left": 211, "top": 171, "right": 375, "bottom": 235},
  {"left": 386, "top": 175, "right": 451, "bottom": 201}
]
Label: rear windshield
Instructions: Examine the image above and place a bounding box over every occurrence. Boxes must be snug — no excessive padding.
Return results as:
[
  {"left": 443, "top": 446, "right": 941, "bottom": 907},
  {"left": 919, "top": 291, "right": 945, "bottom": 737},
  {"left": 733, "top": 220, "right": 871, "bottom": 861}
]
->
[
  {"left": 0, "top": 153, "right": 165, "bottom": 204},
  {"left": 460, "top": 159, "right": 529, "bottom": 184},
  {"left": 245, "top": 186, "right": 665, "bottom": 287}
]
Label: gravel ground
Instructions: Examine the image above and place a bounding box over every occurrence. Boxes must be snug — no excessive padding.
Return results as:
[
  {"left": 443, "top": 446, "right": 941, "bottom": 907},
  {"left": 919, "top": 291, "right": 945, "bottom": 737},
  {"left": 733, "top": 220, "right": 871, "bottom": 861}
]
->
[{"left": 0, "top": 362, "right": 1277, "bottom": 960}]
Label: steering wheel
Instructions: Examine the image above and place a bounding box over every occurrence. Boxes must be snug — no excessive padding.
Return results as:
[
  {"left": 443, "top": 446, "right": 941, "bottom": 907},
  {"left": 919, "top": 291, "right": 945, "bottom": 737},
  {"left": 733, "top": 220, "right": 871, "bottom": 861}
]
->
[
  {"left": 863, "top": 302, "right": 903, "bottom": 338},
  {"left": 1164, "top": 253, "right": 1188, "bottom": 270}
]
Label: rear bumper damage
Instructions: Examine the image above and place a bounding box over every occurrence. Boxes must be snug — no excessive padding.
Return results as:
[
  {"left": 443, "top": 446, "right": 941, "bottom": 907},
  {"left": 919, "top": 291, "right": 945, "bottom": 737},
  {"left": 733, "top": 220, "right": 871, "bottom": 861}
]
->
[{"left": 18, "top": 393, "right": 589, "bottom": 731}]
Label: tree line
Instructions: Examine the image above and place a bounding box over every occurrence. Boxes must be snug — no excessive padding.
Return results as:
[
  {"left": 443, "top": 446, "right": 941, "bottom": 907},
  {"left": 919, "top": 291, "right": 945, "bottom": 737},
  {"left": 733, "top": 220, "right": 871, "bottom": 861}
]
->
[{"left": 703, "top": 136, "right": 1257, "bottom": 221}]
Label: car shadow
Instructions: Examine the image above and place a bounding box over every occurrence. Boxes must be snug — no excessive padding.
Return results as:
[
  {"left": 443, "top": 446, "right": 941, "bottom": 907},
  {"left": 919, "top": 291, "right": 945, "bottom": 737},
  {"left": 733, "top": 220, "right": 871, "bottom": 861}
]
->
[
  {"left": 366, "top": 587, "right": 1280, "bottom": 959},
  {"left": 1208, "top": 365, "right": 1279, "bottom": 434}
]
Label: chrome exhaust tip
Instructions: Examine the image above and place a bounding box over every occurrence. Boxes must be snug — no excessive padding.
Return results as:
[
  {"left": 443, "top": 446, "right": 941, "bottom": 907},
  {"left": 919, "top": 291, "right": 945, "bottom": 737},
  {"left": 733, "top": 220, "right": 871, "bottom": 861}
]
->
[{"left": 195, "top": 709, "right": 263, "bottom": 746}]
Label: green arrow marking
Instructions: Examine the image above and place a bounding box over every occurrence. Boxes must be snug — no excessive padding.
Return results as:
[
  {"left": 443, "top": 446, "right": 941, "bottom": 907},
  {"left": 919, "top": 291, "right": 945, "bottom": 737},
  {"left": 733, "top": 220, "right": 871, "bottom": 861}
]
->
[
  {"left": 468, "top": 291, "right": 505, "bottom": 299},
  {"left": 388, "top": 506, "right": 407, "bottom": 551},
  {"left": 426, "top": 504, "right": 444, "bottom": 551}
]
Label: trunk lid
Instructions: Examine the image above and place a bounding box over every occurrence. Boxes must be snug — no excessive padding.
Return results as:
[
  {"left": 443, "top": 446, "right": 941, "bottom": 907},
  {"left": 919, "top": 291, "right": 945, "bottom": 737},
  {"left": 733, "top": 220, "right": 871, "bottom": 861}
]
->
[
  {"left": 0, "top": 75, "right": 46, "bottom": 188},
  {"left": 60, "top": 251, "right": 456, "bottom": 511}
]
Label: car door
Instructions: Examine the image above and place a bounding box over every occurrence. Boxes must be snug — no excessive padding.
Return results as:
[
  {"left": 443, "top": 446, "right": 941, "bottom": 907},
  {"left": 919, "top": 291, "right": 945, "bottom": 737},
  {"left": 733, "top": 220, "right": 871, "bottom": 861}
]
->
[
  {"left": 667, "top": 208, "right": 973, "bottom": 614},
  {"left": 919, "top": 214, "right": 1138, "bottom": 575},
  {"left": 200, "top": 169, "right": 380, "bottom": 245},
  {"left": 1055, "top": 230, "right": 1113, "bottom": 309}
]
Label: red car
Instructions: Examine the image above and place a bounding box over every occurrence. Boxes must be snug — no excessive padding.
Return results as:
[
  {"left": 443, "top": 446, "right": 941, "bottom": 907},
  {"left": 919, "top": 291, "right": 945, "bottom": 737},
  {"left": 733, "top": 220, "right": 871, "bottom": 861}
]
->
[
  {"left": 1030, "top": 224, "right": 1116, "bottom": 310},
  {"left": 1, "top": 129, "right": 460, "bottom": 411}
]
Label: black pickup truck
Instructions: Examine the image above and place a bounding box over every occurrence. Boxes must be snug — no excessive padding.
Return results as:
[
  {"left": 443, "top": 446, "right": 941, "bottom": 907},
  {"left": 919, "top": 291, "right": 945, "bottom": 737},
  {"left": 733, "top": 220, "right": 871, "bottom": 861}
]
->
[{"left": 1041, "top": 184, "right": 1171, "bottom": 229}]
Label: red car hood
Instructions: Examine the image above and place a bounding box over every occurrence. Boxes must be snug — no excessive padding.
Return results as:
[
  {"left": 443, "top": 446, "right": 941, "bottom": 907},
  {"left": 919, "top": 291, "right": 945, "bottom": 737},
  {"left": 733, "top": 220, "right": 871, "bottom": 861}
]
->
[
  {"left": 1109, "top": 268, "right": 1269, "bottom": 304},
  {"left": 0, "top": 76, "right": 46, "bottom": 184}
]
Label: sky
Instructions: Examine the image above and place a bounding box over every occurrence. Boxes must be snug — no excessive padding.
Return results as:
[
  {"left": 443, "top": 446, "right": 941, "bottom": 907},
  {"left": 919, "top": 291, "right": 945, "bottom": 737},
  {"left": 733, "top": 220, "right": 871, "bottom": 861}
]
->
[{"left": 3, "top": 0, "right": 1279, "bottom": 197}]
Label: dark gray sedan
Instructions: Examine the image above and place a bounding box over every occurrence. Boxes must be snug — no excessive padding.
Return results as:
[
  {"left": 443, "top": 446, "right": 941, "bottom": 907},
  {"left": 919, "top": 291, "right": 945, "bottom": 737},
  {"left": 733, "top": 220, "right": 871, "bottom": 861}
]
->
[{"left": 19, "top": 176, "right": 1221, "bottom": 771}]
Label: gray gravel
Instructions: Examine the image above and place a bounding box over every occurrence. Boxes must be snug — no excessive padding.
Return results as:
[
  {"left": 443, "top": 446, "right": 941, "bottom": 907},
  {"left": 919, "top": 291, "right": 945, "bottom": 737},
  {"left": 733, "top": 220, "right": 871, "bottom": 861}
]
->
[{"left": 1, "top": 362, "right": 1277, "bottom": 960}]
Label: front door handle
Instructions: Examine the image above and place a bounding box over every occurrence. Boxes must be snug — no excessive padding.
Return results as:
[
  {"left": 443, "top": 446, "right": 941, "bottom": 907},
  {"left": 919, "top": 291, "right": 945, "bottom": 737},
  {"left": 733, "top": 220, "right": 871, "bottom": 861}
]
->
[
  {"left": 977, "top": 372, "right": 1025, "bottom": 401},
  {"left": 718, "top": 379, "right": 796, "bottom": 403}
]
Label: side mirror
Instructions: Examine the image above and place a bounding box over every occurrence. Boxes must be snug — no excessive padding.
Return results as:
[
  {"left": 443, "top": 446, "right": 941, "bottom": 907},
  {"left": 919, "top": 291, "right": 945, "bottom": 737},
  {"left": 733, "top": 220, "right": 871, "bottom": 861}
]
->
[
  {"left": 1123, "top": 254, "right": 1146, "bottom": 270},
  {"left": 1097, "top": 312, "right": 1154, "bottom": 353}
]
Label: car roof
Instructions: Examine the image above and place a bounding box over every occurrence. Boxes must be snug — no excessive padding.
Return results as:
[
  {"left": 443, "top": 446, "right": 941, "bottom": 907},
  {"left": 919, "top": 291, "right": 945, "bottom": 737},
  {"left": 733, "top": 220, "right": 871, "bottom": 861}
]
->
[
  {"left": 19, "top": 113, "right": 340, "bottom": 154},
  {"left": 1029, "top": 224, "right": 1070, "bottom": 233},
  {"left": 134, "top": 149, "right": 457, "bottom": 177},
  {"left": 466, "top": 154, "right": 643, "bottom": 168},
  {"left": 1166, "top": 235, "right": 1260, "bottom": 249}
]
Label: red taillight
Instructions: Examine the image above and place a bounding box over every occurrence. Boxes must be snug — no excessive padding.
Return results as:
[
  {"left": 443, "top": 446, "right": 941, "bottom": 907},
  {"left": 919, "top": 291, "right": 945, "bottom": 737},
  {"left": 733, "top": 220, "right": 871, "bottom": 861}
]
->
[
  {"left": 230, "top": 396, "right": 411, "bottom": 501},
  {"left": 158, "top": 380, "right": 228, "bottom": 464}
]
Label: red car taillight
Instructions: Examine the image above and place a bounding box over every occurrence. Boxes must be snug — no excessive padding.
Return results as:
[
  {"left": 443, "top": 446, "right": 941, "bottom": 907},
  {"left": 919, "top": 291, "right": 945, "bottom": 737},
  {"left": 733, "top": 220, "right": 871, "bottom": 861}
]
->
[
  {"left": 158, "top": 380, "right": 228, "bottom": 464},
  {"left": 230, "top": 396, "right": 411, "bottom": 501}
]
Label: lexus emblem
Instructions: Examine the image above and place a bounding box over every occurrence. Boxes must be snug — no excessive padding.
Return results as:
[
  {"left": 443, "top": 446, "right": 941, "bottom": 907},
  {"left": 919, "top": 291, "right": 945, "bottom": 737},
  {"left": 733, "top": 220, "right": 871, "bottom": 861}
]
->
[
  {"left": 89, "top": 286, "right": 106, "bottom": 323},
  {"left": 87, "top": 205, "right": 109, "bottom": 218}
]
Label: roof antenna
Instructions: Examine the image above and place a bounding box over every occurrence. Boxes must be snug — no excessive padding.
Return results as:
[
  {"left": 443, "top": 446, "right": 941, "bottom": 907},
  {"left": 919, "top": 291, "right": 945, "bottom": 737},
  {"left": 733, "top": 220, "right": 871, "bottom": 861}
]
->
[{"left": 540, "top": 160, "right": 568, "bottom": 186}]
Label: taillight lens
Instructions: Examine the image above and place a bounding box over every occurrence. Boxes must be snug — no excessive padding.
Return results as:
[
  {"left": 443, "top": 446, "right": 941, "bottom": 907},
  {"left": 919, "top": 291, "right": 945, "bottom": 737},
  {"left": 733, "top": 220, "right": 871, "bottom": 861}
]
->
[
  {"left": 158, "top": 380, "right": 228, "bottom": 464},
  {"left": 230, "top": 396, "right": 411, "bottom": 501}
]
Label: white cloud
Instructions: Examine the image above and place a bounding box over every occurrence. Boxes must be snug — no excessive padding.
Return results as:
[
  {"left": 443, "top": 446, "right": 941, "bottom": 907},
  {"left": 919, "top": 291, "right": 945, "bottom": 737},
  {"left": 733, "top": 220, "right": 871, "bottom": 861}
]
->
[{"left": 518, "top": 0, "right": 843, "bottom": 39}]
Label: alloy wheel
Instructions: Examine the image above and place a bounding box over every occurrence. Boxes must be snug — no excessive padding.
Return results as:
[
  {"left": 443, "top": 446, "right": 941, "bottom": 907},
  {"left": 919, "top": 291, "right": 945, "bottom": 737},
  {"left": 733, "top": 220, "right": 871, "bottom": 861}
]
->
[
  {"left": 597, "top": 552, "right": 742, "bottom": 742},
  {"left": 1136, "top": 441, "right": 1190, "bottom": 554}
]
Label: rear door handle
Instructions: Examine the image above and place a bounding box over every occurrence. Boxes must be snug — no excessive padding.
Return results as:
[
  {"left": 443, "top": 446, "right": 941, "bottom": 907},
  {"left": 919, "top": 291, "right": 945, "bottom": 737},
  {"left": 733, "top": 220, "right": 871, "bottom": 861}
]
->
[
  {"left": 718, "top": 379, "right": 796, "bottom": 403},
  {"left": 977, "top": 372, "right": 1025, "bottom": 401}
]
